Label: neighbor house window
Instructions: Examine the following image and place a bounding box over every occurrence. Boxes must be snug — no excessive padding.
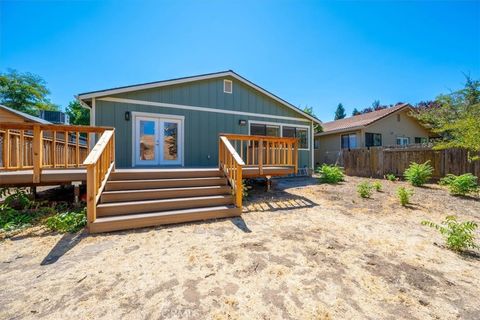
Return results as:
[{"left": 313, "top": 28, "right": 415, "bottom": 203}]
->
[
  {"left": 283, "top": 126, "right": 308, "bottom": 149},
  {"left": 249, "top": 123, "right": 280, "bottom": 137},
  {"left": 341, "top": 133, "right": 357, "bottom": 149},
  {"left": 314, "top": 139, "right": 320, "bottom": 149},
  {"left": 396, "top": 137, "right": 410, "bottom": 146},
  {"left": 415, "top": 137, "right": 428, "bottom": 144},
  {"left": 397, "top": 114, "right": 401, "bottom": 122},
  {"left": 224, "top": 80, "right": 233, "bottom": 94},
  {"left": 365, "top": 133, "right": 382, "bottom": 147}
]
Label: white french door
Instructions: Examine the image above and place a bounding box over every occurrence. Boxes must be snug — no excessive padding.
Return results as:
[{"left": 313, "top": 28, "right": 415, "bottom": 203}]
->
[{"left": 134, "top": 114, "right": 183, "bottom": 166}]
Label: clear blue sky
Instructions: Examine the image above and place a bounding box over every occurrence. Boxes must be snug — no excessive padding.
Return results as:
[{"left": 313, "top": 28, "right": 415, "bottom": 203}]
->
[{"left": 1, "top": 1, "right": 479, "bottom": 121}]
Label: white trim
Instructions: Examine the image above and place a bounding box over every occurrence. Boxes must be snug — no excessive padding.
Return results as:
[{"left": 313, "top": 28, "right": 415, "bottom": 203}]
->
[
  {"left": 247, "top": 120, "right": 311, "bottom": 151},
  {"left": 223, "top": 79, "right": 232, "bottom": 94},
  {"left": 131, "top": 111, "right": 185, "bottom": 167},
  {"left": 77, "top": 71, "right": 321, "bottom": 124},
  {"left": 98, "top": 97, "right": 312, "bottom": 123}
]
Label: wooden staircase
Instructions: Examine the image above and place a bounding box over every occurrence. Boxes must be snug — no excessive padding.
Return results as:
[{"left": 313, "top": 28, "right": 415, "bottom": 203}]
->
[{"left": 89, "top": 169, "right": 241, "bottom": 233}]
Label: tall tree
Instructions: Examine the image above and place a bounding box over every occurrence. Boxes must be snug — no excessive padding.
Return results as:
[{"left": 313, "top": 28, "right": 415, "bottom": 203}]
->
[
  {"left": 65, "top": 100, "right": 90, "bottom": 125},
  {"left": 372, "top": 100, "right": 381, "bottom": 110},
  {"left": 413, "top": 76, "right": 480, "bottom": 160},
  {"left": 302, "top": 106, "right": 322, "bottom": 133},
  {"left": 334, "top": 103, "right": 346, "bottom": 120},
  {"left": 0, "top": 69, "right": 58, "bottom": 116},
  {"left": 352, "top": 108, "right": 360, "bottom": 116}
]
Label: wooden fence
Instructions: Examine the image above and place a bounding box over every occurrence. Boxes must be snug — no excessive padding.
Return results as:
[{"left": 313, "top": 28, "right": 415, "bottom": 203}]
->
[{"left": 341, "top": 147, "right": 480, "bottom": 179}]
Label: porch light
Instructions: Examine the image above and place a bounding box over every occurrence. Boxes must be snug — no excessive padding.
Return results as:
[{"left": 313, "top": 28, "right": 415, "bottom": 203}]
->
[
  {"left": 125, "top": 111, "right": 131, "bottom": 121},
  {"left": 238, "top": 119, "right": 247, "bottom": 126}
]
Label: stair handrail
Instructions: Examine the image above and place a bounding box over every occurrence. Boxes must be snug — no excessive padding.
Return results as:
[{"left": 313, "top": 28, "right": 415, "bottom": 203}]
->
[
  {"left": 219, "top": 135, "right": 245, "bottom": 208},
  {"left": 83, "top": 129, "right": 115, "bottom": 229}
]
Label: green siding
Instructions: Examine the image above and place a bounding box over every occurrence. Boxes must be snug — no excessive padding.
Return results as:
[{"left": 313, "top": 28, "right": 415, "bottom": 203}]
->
[{"left": 94, "top": 76, "right": 314, "bottom": 170}]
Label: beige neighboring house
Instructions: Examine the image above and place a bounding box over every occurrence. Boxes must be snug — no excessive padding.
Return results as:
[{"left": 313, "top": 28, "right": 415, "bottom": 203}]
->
[
  {"left": 0, "top": 104, "right": 51, "bottom": 124},
  {"left": 314, "top": 103, "right": 432, "bottom": 165}
]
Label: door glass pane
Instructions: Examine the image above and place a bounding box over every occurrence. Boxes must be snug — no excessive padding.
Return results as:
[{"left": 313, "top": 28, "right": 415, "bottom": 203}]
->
[
  {"left": 163, "top": 122, "right": 178, "bottom": 160},
  {"left": 140, "top": 120, "right": 156, "bottom": 160},
  {"left": 296, "top": 128, "right": 308, "bottom": 148}
]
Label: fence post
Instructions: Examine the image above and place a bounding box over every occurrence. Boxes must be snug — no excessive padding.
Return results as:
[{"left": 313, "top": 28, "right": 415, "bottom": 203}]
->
[
  {"left": 32, "top": 125, "right": 43, "bottom": 183},
  {"left": 258, "top": 140, "right": 263, "bottom": 175}
]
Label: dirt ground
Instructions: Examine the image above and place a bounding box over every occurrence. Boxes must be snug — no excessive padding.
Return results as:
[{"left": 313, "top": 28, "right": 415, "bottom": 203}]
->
[{"left": 1, "top": 176, "right": 479, "bottom": 320}]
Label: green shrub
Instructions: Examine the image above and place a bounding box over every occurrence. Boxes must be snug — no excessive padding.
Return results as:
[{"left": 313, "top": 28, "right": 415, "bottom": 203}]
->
[
  {"left": 357, "top": 182, "right": 373, "bottom": 198},
  {"left": 385, "top": 174, "right": 397, "bottom": 182},
  {"left": 404, "top": 161, "right": 434, "bottom": 186},
  {"left": 372, "top": 181, "right": 382, "bottom": 192},
  {"left": 316, "top": 164, "right": 344, "bottom": 184},
  {"left": 439, "top": 173, "right": 478, "bottom": 196},
  {"left": 422, "top": 216, "right": 479, "bottom": 252},
  {"left": 45, "top": 209, "right": 86, "bottom": 233},
  {"left": 397, "top": 187, "right": 414, "bottom": 206}
]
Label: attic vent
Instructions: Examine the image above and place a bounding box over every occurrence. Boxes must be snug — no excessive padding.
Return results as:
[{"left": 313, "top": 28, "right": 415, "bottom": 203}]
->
[{"left": 224, "top": 79, "right": 232, "bottom": 94}]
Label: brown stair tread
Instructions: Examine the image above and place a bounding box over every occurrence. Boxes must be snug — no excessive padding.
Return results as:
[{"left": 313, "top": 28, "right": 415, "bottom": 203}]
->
[
  {"left": 107, "top": 176, "right": 226, "bottom": 184},
  {"left": 94, "top": 205, "right": 239, "bottom": 223},
  {"left": 97, "top": 195, "right": 232, "bottom": 208},
  {"left": 90, "top": 205, "right": 241, "bottom": 233},
  {"left": 102, "top": 185, "right": 230, "bottom": 195}
]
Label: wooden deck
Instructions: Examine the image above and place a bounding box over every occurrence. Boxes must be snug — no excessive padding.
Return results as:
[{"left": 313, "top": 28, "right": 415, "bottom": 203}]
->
[{"left": 0, "top": 166, "right": 295, "bottom": 186}]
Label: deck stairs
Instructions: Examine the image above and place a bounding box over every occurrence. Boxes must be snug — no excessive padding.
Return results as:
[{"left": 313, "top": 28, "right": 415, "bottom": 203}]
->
[{"left": 89, "top": 169, "right": 241, "bottom": 233}]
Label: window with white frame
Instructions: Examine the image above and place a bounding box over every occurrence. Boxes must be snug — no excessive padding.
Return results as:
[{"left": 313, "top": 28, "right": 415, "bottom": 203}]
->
[
  {"left": 223, "top": 80, "right": 233, "bottom": 94},
  {"left": 249, "top": 122, "right": 310, "bottom": 149},
  {"left": 396, "top": 137, "right": 410, "bottom": 146}
]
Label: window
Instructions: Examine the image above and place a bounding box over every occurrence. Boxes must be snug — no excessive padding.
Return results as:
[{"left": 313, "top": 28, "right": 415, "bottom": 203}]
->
[
  {"left": 341, "top": 133, "right": 357, "bottom": 149},
  {"left": 396, "top": 137, "right": 410, "bottom": 146},
  {"left": 365, "top": 133, "right": 382, "bottom": 147},
  {"left": 249, "top": 122, "right": 310, "bottom": 149},
  {"left": 314, "top": 139, "right": 320, "bottom": 149},
  {"left": 415, "top": 137, "right": 428, "bottom": 144},
  {"left": 397, "top": 114, "right": 401, "bottom": 122},
  {"left": 249, "top": 123, "right": 280, "bottom": 137},
  {"left": 282, "top": 126, "right": 308, "bottom": 149},
  {"left": 223, "top": 80, "right": 232, "bottom": 94}
]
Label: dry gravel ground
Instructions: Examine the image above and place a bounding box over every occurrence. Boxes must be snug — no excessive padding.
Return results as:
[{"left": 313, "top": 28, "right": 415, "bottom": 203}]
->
[{"left": 1, "top": 176, "right": 479, "bottom": 320}]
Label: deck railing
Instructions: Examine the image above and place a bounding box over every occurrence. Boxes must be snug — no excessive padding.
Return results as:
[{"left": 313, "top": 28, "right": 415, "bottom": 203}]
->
[
  {"left": 220, "top": 134, "right": 298, "bottom": 175},
  {"left": 219, "top": 136, "right": 245, "bottom": 208},
  {"left": 0, "top": 122, "right": 109, "bottom": 183},
  {"left": 83, "top": 129, "right": 115, "bottom": 229}
]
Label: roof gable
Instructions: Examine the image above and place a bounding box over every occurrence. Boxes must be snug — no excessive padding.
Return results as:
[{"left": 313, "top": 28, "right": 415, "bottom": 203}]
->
[
  {"left": 317, "top": 104, "right": 413, "bottom": 135},
  {"left": 0, "top": 104, "right": 51, "bottom": 124},
  {"left": 77, "top": 70, "right": 321, "bottom": 124}
]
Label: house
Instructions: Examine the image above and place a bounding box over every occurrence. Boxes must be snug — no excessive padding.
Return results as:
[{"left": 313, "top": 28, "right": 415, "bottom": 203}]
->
[
  {"left": 77, "top": 70, "right": 321, "bottom": 172},
  {"left": 0, "top": 104, "right": 52, "bottom": 124},
  {"left": 314, "top": 103, "right": 431, "bottom": 165}
]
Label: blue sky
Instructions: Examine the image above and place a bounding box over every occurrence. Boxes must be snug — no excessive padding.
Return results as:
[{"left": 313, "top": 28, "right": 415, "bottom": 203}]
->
[{"left": 1, "top": 1, "right": 479, "bottom": 121}]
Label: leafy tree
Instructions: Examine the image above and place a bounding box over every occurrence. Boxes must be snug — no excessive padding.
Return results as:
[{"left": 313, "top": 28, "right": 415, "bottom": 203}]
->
[
  {"left": 0, "top": 69, "right": 58, "bottom": 116},
  {"left": 413, "top": 76, "right": 480, "bottom": 160},
  {"left": 372, "top": 100, "right": 381, "bottom": 110},
  {"left": 334, "top": 103, "right": 346, "bottom": 120},
  {"left": 303, "top": 106, "right": 323, "bottom": 133},
  {"left": 65, "top": 100, "right": 89, "bottom": 125},
  {"left": 352, "top": 108, "right": 360, "bottom": 116}
]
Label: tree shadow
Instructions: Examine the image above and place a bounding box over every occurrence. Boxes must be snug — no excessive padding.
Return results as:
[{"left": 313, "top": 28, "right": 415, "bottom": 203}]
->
[{"left": 40, "top": 230, "right": 86, "bottom": 265}]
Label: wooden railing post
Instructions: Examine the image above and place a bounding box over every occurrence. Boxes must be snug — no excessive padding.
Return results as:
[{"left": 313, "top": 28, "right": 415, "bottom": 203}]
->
[
  {"left": 294, "top": 140, "right": 298, "bottom": 173},
  {"left": 258, "top": 139, "right": 263, "bottom": 175},
  {"left": 32, "top": 125, "right": 42, "bottom": 183},
  {"left": 236, "top": 165, "right": 243, "bottom": 208},
  {"left": 3, "top": 129, "right": 10, "bottom": 169},
  {"left": 86, "top": 164, "right": 97, "bottom": 229}
]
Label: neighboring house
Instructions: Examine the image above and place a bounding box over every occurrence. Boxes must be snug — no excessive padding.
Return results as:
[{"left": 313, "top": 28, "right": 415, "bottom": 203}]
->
[
  {"left": 0, "top": 104, "right": 52, "bottom": 124},
  {"left": 77, "top": 70, "right": 321, "bottom": 171},
  {"left": 39, "top": 110, "right": 70, "bottom": 124},
  {"left": 314, "top": 103, "right": 431, "bottom": 165}
]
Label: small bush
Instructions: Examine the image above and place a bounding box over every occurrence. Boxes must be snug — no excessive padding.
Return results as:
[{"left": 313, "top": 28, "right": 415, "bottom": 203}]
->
[
  {"left": 372, "top": 182, "right": 382, "bottom": 192},
  {"left": 439, "top": 173, "right": 478, "bottom": 196},
  {"left": 357, "top": 182, "right": 373, "bottom": 198},
  {"left": 422, "top": 216, "right": 479, "bottom": 252},
  {"left": 404, "top": 161, "right": 434, "bottom": 187},
  {"left": 316, "top": 164, "right": 344, "bottom": 184},
  {"left": 45, "top": 209, "right": 86, "bottom": 233},
  {"left": 385, "top": 174, "right": 397, "bottom": 182},
  {"left": 397, "top": 187, "right": 414, "bottom": 206}
]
